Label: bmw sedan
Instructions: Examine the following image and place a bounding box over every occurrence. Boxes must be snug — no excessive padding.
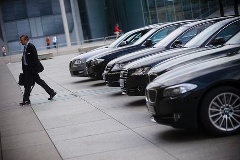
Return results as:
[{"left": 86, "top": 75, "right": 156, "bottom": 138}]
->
[
  {"left": 120, "top": 17, "right": 240, "bottom": 96},
  {"left": 145, "top": 51, "right": 240, "bottom": 136},
  {"left": 104, "top": 16, "right": 234, "bottom": 87},
  {"left": 148, "top": 31, "right": 240, "bottom": 83},
  {"left": 86, "top": 20, "right": 195, "bottom": 79},
  {"left": 69, "top": 25, "right": 154, "bottom": 77}
]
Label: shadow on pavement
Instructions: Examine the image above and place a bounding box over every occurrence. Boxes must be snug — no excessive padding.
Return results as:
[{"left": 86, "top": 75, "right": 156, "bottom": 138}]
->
[
  {"left": 108, "top": 91, "right": 122, "bottom": 96},
  {"left": 72, "top": 78, "right": 96, "bottom": 83},
  {"left": 126, "top": 99, "right": 146, "bottom": 107},
  {"left": 158, "top": 128, "right": 215, "bottom": 142},
  {"left": 91, "top": 82, "right": 106, "bottom": 86}
]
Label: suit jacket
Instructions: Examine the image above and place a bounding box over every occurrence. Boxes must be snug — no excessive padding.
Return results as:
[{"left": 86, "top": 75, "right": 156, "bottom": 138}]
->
[{"left": 22, "top": 43, "right": 44, "bottom": 73}]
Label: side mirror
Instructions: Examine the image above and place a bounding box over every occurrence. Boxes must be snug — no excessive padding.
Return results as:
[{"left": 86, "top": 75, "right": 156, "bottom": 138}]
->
[
  {"left": 210, "top": 37, "right": 225, "bottom": 46},
  {"left": 144, "top": 39, "right": 153, "bottom": 47},
  {"left": 172, "top": 40, "right": 182, "bottom": 48},
  {"left": 119, "top": 41, "right": 127, "bottom": 47}
]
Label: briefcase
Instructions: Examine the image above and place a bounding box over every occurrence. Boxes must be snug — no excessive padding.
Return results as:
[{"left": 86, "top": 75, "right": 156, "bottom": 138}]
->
[{"left": 18, "top": 73, "right": 25, "bottom": 86}]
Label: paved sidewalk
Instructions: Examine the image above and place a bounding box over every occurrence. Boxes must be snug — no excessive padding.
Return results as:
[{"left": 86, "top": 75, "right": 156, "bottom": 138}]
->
[{"left": 1, "top": 44, "right": 240, "bottom": 160}]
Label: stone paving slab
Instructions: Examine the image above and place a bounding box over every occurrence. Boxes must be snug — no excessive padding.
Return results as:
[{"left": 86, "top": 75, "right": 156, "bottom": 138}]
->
[
  {"left": 0, "top": 57, "right": 62, "bottom": 160},
  {"left": 1, "top": 50, "right": 240, "bottom": 160}
]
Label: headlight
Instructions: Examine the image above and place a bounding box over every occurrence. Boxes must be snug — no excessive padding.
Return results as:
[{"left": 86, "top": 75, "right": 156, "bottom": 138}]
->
[
  {"left": 163, "top": 83, "right": 197, "bottom": 97},
  {"left": 90, "top": 59, "right": 104, "bottom": 66},
  {"left": 131, "top": 67, "right": 151, "bottom": 76},
  {"left": 111, "top": 63, "right": 126, "bottom": 71}
]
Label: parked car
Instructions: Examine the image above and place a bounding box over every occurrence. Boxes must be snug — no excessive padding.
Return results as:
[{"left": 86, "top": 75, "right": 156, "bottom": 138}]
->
[
  {"left": 69, "top": 25, "right": 155, "bottom": 77},
  {"left": 86, "top": 20, "right": 195, "bottom": 79},
  {"left": 119, "top": 17, "right": 240, "bottom": 96},
  {"left": 104, "top": 16, "right": 234, "bottom": 87},
  {"left": 148, "top": 31, "right": 240, "bottom": 83},
  {"left": 145, "top": 50, "right": 240, "bottom": 136}
]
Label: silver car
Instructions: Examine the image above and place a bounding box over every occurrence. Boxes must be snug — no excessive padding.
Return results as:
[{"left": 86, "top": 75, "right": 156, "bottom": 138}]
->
[{"left": 69, "top": 25, "right": 158, "bottom": 77}]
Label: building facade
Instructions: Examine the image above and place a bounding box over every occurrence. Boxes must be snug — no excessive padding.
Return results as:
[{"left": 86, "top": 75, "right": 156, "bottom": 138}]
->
[{"left": 0, "top": 0, "right": 238, "bottom": 55}]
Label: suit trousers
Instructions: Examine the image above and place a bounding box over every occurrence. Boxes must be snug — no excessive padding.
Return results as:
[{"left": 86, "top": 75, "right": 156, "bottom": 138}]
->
[{"left": 23, "top": 66, "right": 54, "bottom": 101}]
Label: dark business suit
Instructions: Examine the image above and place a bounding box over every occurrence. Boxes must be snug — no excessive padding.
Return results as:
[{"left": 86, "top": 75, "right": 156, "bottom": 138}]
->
[{"left": 22, "top": 42, "right": 54, "bottom": 102}]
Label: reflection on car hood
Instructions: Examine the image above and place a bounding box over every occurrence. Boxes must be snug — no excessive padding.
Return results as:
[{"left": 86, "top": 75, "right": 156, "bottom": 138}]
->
[
  {"left": 107, "top": 47, "right": 161, "bottom": 65},
  {"left": 150, "top": 51, "right": 240, "bottom": 87},
  {"left": 87, "top": 44, "right": 138, "bottom": 61},
  {"left": 71, "top": 46, "right": 110, "bottom": 61},
  {"left": 122, "top": 47, "right": 199, "bottom": 70},
  {"left": 149, "top": 44, "right": 240, "bottom": 74}
]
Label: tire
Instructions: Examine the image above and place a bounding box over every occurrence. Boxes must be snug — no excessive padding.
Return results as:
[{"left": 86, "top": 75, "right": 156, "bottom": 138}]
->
[{"left": 200, "top": 86, "right": 240, "bottom": 136}]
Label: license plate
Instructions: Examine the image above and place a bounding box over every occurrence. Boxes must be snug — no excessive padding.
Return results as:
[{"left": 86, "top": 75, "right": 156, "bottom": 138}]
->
[
  {"left": 147, "top": 105, "right": 156, "bottom": 115},
  {"left": 119, "top": 79, "right": 124, "bottom": 87}
]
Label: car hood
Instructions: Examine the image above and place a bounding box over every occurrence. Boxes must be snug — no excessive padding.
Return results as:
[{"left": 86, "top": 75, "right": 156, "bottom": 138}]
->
[
  {"left": 148, "top": 51, "right": 240, "bottom": 88},
  {"left": 70, "top": 46, "right": 110, "bottom": 61},
  {"left": 87, "top": 44, "right": 139, "bottom": 61},
  {"left": 149, "top": 44, "right": 240, "bottom": 75},
  {"left": 122, "top": 47, "right": 204, "bottom": 70},
  {"left": 107, "top": 47, "right": 162, "bottom": 66}
]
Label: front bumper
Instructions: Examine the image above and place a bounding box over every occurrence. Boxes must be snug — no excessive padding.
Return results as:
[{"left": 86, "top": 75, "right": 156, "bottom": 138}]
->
[
  {"left": 103, "top": 71, "right": 121, "bottom": 87},
  {"left": 87, "top": 63, "right": 105, "bottom": 79},
  {"left": 69, "top": 61, "right": 88, "bottom": 77},
  {"left": 146, "top": 91, "right": 199, "bottom": 129},
  {"left": 120, "top": 74, "right": 148, "bottom": 96}
]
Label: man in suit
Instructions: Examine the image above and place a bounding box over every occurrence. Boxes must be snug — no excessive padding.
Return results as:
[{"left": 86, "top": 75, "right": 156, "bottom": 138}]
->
[{"left": 19, "top": 35, "right": 56, "bottom": 105}]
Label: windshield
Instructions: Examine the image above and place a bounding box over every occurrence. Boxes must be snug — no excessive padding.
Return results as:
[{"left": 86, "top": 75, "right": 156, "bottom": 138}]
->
[
  {"left": 154, "top": 26, "right": 188, "bottom": 48},
  {"left": 225, "top": 32, "right": 240, "bottom": 45},
  {"left": 185, "top": 18, "right": 240, "bottom": 48},
  {"left": 184, "top": 23, "right": 226, "bottom": 48},
  {"left": 133, "top": 28, "right": 158, "bottom": 45},
  {"left": 147, "top": 25, "right": 180, "bottom": 45},
  {"left": 108, "top": 31, "right": 134, "bottom": 48}
]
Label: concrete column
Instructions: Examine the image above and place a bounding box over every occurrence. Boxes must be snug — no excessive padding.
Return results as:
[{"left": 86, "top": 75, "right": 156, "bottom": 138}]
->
[
  {"left": 59, "top": 0, "right": 71, "bottom": 46},
  {"left": 0, "top": 5, "right": 8, "bottom": 49},
  {"left": 70, "top": 0, "right": 84, "bottom": 44}
]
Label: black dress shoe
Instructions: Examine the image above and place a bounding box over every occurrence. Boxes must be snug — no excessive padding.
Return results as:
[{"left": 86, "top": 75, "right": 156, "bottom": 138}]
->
[
  {"left": 19, "top": 100, "right": 31, "bottom": 106},
  {"left": 48, "top": 92, "right": 56, "bottom": 100}
]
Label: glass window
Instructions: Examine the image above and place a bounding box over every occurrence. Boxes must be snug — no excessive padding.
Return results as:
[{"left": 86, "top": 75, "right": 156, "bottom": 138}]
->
[
  {"left": 175, "top": 23, "right": 212, "bottom": 46},
  {"left": 5, "top": 22, "right": 18, "bottom": 41},
  {"left": 225, "top": 31, "right": 240, "bottom": 45},
  {"left": 52, "top": 15, "right": 64, "bottom": 34},
  {"left": 157, "top": 8, "right": 167, "bottom": 22},
  {"left": 42, "top": 16, "right": 55, "bottom": 36},
  {"left": 1, "top": 0, "right": 27, "bottom": 22},
  {"left": 149, "top": 25, "right": 179, "bottom": 44},
  {"left": 208, "top": 21, "right": 240, "bottom": 45},
  {"left": 17, "top": 20, "right": 31, "bottom": 38}
]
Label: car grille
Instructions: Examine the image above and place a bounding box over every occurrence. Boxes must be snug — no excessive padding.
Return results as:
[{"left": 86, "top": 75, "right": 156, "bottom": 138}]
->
[
  {"left": 120, "top": 70, "right": 128, "bottom": 93},
  {"left": 146, "top": 89, "right": 157, "bottom": 103}
]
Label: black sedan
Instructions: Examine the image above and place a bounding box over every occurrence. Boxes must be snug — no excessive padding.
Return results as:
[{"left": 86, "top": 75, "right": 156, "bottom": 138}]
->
[
  {"left": 86, "top": 20, "right": 194, "bottom": 79},
  {"left": 145, "top": 51, "right": 240, "bottom": 136},
  {"left": 69, "top": 24, "right": 154, "bottom": 77},
  {"left": 148, "top": 31, "right": 240, "bottom": 83},
  {"left": 120, "top": 17, "right": 240, "bottom": 96},
  {"left": 104, "top": 16, "right": 234, "bottom": 86}
]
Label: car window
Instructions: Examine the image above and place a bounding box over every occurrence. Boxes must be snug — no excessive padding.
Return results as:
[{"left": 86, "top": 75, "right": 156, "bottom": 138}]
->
[
  {"left": 109, "top": 29, "right": 150, "bottom": 48},
  {"left": 173, "top": 23, "right": 213, "bottom": 47},
  {"left": 129, "top": 30, "right": 148, "bottom": 44},
  {"left": 148, "top": 25, "right": 179, "bottom": 44},
  {"left": 124, "top": 30, "right": 150, "bottom": 45},
  {"left": 207, "top": 21, "right": 240, "bottom": 46},
  {"left": 225, "top": 31, "right": 240, "bottom": 44}
]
